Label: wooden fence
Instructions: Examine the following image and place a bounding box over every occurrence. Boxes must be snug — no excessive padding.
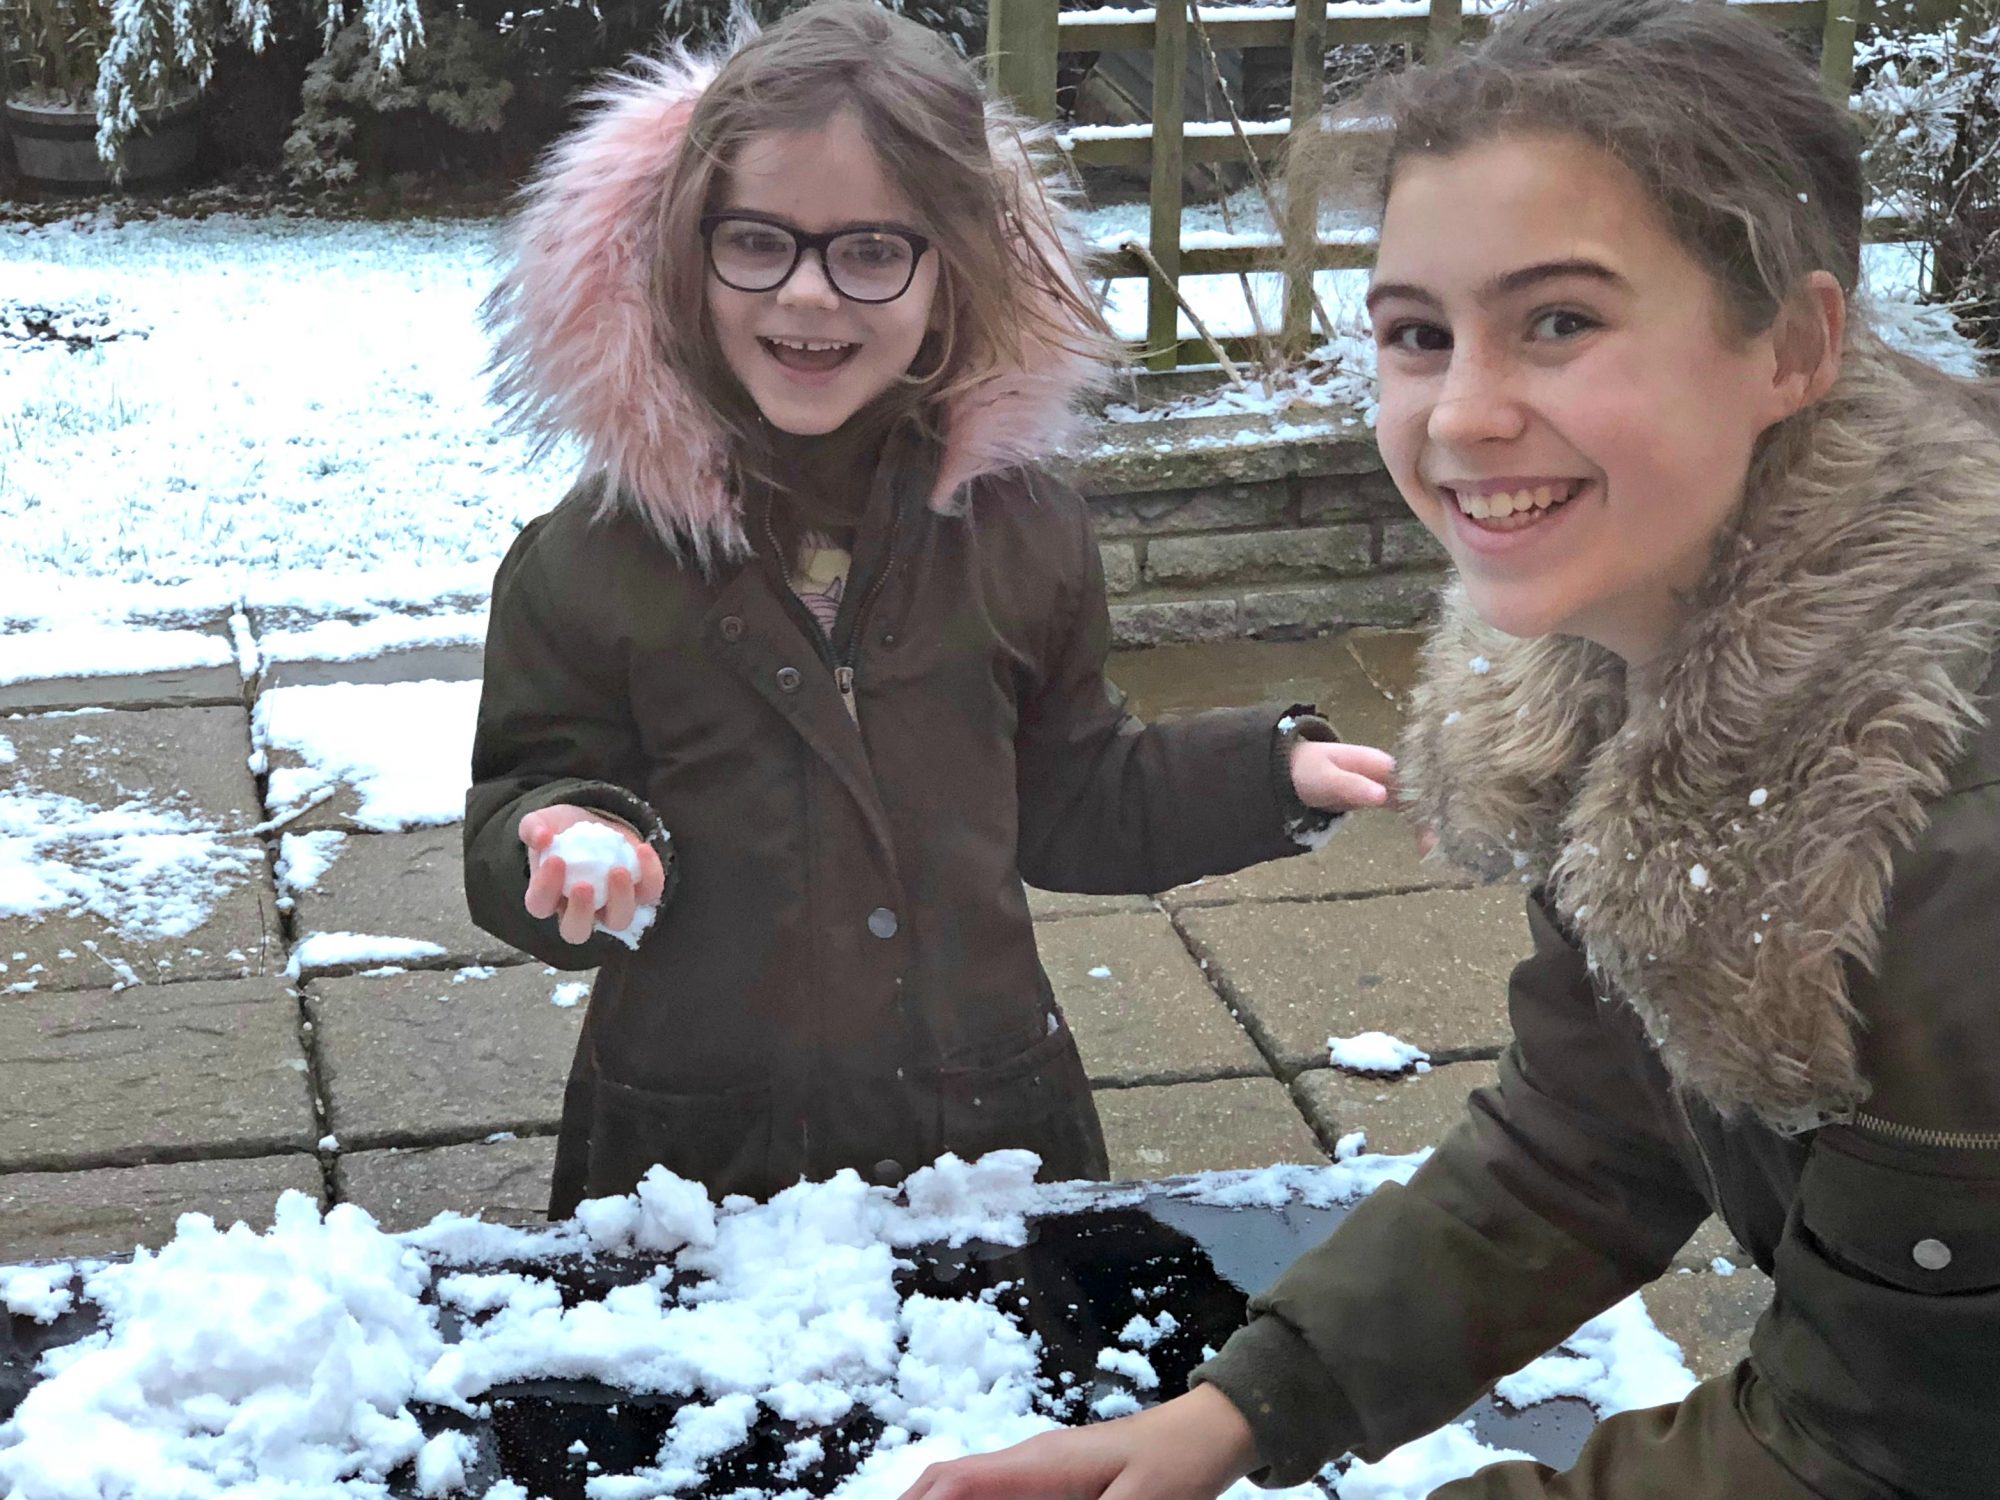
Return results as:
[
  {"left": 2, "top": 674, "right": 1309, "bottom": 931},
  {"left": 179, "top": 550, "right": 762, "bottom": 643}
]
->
[{"left": 987, "top": 0, "right": 1871, "bottom": 369}]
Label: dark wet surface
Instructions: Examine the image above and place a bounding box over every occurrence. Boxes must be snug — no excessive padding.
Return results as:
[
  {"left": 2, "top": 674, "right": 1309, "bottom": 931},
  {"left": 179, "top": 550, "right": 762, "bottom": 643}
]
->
[{"left": 3, "top": 1188, "right": 1595, "bottom": 1496}]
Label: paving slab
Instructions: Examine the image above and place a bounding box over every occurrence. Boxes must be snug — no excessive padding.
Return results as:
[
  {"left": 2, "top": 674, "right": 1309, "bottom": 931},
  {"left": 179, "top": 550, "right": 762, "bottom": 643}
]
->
[
  {"left": 308, "top": 963, "right": 585, "bottom": 1148},
  {"left": 0, "top": 844, "right": 281, "bottom": 994},
  {"left": 1, "top": 705, "right": 262, "bottom": 833},
  {"left": 0, "top": 978, "right": 316, "bottom": 1173},
  {"left": 1026, "top": 888, "right": 1156, "bottom": 921},
  {"left": 1641, "top": 1264, "right": 1773, "bottom": 1382},
  {"left": 1342, "top": 629, "right": 1427, "bottom": 709},
  {"left": 260, "top": 645, "right": 486, "bottom": 692},
  {"left": 1166, "top": 808, "right": 1468, "bottom": 907},
  {"left": 1038, "top": 912, "right": 1264, "bottom": 1086},
  {"left": 1292, "top": 1058, "right": 1500, "bottom": 1157},
  {"left": 0, "top": 1154, "right": 324, "bottom": 1264},
  {"left": 0, "top": 665, "right": 243, "bottom": 715},
  {"left": 1108, "top": 634, "right": 1404, "bottom": 746},
  {"left": 1672, "top": 1216, "right": 1746, "bottom": 1274},
  {"left": 336, "top": 1135, "right": 560, "bottom": 1234},
  {"left": 1095, "top": 1078, "right": 1326, "bottom": 1179},
  {"left": 287, "top": 828, "right": 522, "bottom": 974},
  {"left": 1176, "top": 888, "right": 1527, "bottom": 1075}
]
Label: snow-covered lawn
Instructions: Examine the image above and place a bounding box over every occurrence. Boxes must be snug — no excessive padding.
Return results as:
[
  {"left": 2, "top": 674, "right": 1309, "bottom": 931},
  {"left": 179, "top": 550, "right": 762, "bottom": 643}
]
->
[
  {"left": 1, "top": 207, "right": 1978, "bottom": 647},
  {"left": 0, "top": 1152, "right": 1698, "bottom": 1500}
]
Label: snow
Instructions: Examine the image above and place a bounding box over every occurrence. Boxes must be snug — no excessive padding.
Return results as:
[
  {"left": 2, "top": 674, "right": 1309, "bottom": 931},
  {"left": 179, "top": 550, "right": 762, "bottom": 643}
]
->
[
  {"left": 548, "top": 821, "right": 642, "bottom": 896},
  {"left": 0, "top": 1150, "right": 1705, "bottom": 1500},
  {"left": 0, "top": 625, "right": 233, "bottom": 686},
  {"left": 1328, "top": 1031, "right": 1431, "bottom": 1076},
  {"left": 254, "top": 679, "right": 481, "bottom": 831},
  {"left": 275, "top": 829, "right": 347, "bottom": 905},
  {"left": 259, "top": 611, "right": 489, "bottom": 666},
  {"left": 287, "top": 932, "right": 450, "bottom": 977},
  {"left": 551, "top": 980, "right": 591, "bottom": 1009},
  {"left": 1, "top": 1265, "right": 75, "bottom": 1325}
]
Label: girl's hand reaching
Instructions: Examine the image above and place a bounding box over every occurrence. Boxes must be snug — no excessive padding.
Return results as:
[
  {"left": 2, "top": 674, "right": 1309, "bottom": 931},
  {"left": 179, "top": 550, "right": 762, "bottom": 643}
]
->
[
  {"left": 1290, "top": 739, "right": 1397, "bottom": 813},
  {"left": 519, "top": 806, "right": 668, "bottom": 945},
  {"left": 897, "top": 1386, "right": 1260, "bottom": 1500}
]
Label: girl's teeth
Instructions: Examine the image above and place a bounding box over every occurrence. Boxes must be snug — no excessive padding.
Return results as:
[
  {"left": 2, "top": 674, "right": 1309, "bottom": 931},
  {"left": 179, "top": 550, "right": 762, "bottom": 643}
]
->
[{"left": 1457, "top": 483, "right": 1569, "bottom": 521}]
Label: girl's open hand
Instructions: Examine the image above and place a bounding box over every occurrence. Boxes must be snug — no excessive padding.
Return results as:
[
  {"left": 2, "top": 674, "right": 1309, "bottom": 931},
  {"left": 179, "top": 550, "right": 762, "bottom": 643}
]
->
[
  {"left": 897, "top": 1386, "right": 1259, "bottom": 1500},
  {"left": 519, "top": 805, "right": 667, "bottom": 945},
  {"left": 1289, "top": 739, "right": 1397, "bottom": 813}
]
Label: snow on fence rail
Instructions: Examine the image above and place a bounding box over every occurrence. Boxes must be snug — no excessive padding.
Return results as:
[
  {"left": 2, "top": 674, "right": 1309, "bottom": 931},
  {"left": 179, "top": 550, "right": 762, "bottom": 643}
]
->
[{"left": 993, "top": 0, "right": 1876, "bottom": 369}]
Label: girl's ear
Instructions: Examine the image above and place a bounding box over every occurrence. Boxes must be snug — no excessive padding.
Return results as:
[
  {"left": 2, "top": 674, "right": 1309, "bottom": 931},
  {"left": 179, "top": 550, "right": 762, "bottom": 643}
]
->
[{"left": 1771, "top": 269, "right": 1846, "bottom": 417}]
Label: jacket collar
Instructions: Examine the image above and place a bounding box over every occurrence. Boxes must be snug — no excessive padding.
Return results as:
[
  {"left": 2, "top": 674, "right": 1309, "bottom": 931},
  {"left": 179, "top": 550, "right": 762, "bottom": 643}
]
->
[
  {"left": 1399, "top": 338, "right": 2000, "bottom": 1129},
  {"left": 482, "top": 46, "right": 1106, "bottom": 574}
]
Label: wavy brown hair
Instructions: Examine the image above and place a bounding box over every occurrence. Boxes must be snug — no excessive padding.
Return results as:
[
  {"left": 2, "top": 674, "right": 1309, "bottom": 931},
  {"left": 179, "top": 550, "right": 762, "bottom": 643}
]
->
[{"left": 649, "top": 0, "right": 1118, "bottom": 506}]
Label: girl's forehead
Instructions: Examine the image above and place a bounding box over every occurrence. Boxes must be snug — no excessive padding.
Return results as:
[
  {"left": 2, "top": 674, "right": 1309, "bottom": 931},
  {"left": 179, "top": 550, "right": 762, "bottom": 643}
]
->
[{"left": 718, "top": 112, "right": 921, "bottom": 228}]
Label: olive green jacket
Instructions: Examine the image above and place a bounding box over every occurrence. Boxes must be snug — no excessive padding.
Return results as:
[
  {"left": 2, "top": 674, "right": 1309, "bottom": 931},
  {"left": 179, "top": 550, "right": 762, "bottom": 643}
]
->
[{"left": 1199, "top": 344, "right": 2000, "bottom": 1497}]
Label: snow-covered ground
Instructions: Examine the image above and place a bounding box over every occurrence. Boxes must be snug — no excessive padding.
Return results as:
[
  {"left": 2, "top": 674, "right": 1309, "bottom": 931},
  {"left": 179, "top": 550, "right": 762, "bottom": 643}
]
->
[
  {"left": 0, "top": 1151, "right": 1697, "bottom": 1500},
  {"left": 0, "top": 207, "right": 1980, "bottom": 642}
]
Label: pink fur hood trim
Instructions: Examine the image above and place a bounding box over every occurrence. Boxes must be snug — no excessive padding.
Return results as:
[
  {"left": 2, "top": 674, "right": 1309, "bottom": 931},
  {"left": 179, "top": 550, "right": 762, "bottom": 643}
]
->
[{"left": 484, "top": 45, "right": 1108, "bottom": 570}]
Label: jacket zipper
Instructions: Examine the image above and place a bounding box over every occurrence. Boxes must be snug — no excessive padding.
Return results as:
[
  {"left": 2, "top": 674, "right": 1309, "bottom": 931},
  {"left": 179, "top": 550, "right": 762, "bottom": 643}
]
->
[
  {"left": 764, "top": 501, "right": 899, "bottom": 728},
  {"left": 1849, "top": 1110, "right": 2000, "bottom": 1151}
]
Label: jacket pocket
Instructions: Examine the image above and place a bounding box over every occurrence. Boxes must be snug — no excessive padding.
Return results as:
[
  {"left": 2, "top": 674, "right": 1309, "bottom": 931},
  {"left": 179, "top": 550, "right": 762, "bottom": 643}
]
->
[
  {"left": 586, "top": 1072, "right": 775, "bottom": 1203},
  {"left": 1797, "top": 1128, "right": 2000, "bottom": 1294},
  {"left": 937, "top": 1021, "right": 1108, "bottom": 1183}
]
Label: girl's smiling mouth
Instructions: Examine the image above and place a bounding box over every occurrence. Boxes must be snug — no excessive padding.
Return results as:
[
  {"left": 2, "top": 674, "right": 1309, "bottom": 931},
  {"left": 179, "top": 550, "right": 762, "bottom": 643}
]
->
[
  {"left": 1440, "top": 478, "right": 1588, "bottom": 533},
  {"left": 759, "top": 335, "right": 860, "bottom": 374}
]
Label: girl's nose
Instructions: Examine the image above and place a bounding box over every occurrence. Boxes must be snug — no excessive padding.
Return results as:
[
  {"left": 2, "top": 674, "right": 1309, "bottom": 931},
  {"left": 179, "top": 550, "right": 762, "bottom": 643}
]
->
[
  {"left": 778, "top": 249, "right": 842, "bottom": 310},
  {"left": 1427, "top": 355, "right": 1529, "bottom": 446}
]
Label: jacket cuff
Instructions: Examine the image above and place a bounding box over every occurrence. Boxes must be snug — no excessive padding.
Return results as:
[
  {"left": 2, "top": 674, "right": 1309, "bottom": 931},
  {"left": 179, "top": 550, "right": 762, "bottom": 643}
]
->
[
  {"left": 1192, "top": 1315, "right": 1365, "bottom": 1488},
  {"left": 1271, "top": 705, "right": 1342, "bottom": 850}
]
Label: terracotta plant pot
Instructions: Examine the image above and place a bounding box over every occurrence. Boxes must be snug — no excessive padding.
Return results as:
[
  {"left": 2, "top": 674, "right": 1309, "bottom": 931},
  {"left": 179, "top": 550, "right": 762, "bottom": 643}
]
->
[{"left": 4, "top": 91, "right": 199, "bottom": 191}]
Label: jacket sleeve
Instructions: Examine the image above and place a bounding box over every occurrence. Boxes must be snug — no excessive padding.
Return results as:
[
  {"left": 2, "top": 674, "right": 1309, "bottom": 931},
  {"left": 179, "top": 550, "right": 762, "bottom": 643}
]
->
[
  {"left": 1194, "top": 893, "right": 1711, "bottom": 1486},
  {"left": 463, "top": 512, "right": 673, "bottom": 971},
  {"left": 1012, "top": 480, "right": 1324, "bottom": 894},
  {"left": 1749, "top": 775, "right": 2000, "bottom": 1498}
]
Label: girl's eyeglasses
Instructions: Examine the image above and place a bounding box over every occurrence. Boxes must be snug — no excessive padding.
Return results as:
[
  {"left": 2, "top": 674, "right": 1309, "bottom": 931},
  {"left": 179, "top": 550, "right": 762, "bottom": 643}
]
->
[{"left": 700, "top": 214, "right": 932, "bottom": 304}]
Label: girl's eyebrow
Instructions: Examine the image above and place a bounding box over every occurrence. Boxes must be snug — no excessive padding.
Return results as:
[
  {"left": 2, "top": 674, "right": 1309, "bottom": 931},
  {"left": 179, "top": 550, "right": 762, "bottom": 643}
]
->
[
  {"left": 714, "top": 207, "right": 924, "bottom": 236},
  {"left": 1366, "top": 258, "right": 1630, "bottom": 314}
]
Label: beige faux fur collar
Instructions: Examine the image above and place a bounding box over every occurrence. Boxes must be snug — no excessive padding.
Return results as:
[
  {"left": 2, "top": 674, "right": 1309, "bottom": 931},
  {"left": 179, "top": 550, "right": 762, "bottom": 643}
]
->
[{"left": 1399, "top": 338, "right": 2000, "bottom": 1129}]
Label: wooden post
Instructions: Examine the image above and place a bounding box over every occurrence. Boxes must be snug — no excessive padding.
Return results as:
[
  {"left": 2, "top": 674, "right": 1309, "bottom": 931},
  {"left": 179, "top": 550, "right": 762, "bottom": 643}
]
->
[
  {"left": 1426, "top": 0, "right": 1463, "bottom": 57},
  {"left": 1146, "top": 0, "right": 1190, "bottom": 370},
  {"left": 987, "top": 0, "right": 1062, "bottom": 122},
  {"left": 1818, "top": 0, "right": 1861, "bottom": 103},
  {"left": 1282, "top": 0, "right": 1329, "bottom": 355}
]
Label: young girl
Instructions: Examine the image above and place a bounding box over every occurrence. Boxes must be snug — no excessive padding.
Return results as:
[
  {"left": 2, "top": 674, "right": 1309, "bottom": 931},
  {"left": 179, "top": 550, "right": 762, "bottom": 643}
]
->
[
  {"left": 903, "top": 0, "right": 2000, "bottom": 1496},
  {"left": 464, "top": 0, "right": 1395, "bottom": 1216}
]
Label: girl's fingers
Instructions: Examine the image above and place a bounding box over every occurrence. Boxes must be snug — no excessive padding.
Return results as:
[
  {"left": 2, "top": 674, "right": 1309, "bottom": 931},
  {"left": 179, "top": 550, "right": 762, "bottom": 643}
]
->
[
  {"left": 559, "top": 882, "right": 598, "bottom": 945},
  {"left": 634, "top": 845, "right": 667, "bottom": 907},
  {"left": 518, "top": 809, "right": 558, "bottom": 852},
  {"left": 524, "top": 854, "right": 568, "bottom": 920},
  {"left": 1323, "top": 768, "right": 1393, "bottom": 809},
  {"left": 1326, "top": 741, "right": 1398, "bottom": 780},
  {"left": 603, "top": 866, "right": 637, "bottom": 934}
]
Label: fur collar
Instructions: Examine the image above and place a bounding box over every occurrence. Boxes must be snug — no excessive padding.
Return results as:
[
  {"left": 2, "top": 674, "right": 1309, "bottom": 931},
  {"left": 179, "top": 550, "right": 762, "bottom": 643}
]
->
[
  {"left": 1400, "top": 339, "right": 2000, "bottom": 1129},
  {"left": 482, "top": 46, "right": 1107, "bottom": 571}
]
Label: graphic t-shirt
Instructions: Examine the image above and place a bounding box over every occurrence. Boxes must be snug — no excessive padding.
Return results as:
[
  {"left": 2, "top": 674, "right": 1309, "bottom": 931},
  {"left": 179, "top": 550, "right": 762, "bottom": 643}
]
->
[{"left": 791, "top": 536, "right": 851, "bottom": 641}]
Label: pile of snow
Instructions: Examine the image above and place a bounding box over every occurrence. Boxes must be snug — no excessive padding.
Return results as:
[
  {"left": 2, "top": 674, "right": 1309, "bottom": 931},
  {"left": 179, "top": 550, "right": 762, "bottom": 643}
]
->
[
  {"left": 1328, "top": 1031, "right": 1431, "bottom": 1076},
  {"left": 0, "top": 1151, "right": 1699, "bottom": 1500},
  {"left": 254, "top": 679, "right": 483, "bottom": 831}
]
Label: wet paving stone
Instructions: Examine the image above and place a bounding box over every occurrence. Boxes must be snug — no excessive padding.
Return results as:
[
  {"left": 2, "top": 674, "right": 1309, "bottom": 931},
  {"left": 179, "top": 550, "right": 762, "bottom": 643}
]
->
[
  {"left": 1039, "top": 911, "right": 1265, "bottom": 1085},
  {"left": 336, "top": 1135, "right": 560, "bottom": 1233},
  {"left": 1292, "top": 1057, "right": 1501, "bottom": 1157},
  {"left": 1095, "top": 1078, "right": 1327, "bottom": 1179},
  {"left": 1176, "top": 888, "right": 1528, "bottom": 1075},
  {"left": 0, "top": 1154, "right": 324, "bottom": 1264},
  {"left": 0, "top": 977, "right": 315, "bottom": 1173},
  {"left": 1642, "top": 1263, "right": 1773, "bottom": 1382},
  {"left": 308, "top": 962, "right": 585, "bottom": 1148},
  {"left": 286, "top": 827, "right": 522, "bottom": 975}
]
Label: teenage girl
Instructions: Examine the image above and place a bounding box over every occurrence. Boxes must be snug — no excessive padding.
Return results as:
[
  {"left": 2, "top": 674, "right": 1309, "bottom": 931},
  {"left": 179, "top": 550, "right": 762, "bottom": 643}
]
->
[
  {"left": 904, "top": 0, "right": 2000, "bottom": 1495},
  {"left": 465, "top": 0, "right": 1396, "bottom": 1215}
]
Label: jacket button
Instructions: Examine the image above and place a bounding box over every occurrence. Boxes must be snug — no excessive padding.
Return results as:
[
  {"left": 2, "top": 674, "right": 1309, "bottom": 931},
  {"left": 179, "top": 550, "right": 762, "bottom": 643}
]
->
[
  {"left": 1912, "top": 1237, "right": 1953, "bottom": 1271},
  {"left": 719, "top": 615, "right": 744, "bottom": 643},
  {"left": 868, "top": 906, "right": 899, "bottom": 939},
  {"left": 776, "top": 666, "right": 802, "bottom": 692},
  {"left": 880, "top": 630, "right": 897, "bottom": 648},
  {"left": 871, "top": 1158, "right": 905, "bottom": 1186}
]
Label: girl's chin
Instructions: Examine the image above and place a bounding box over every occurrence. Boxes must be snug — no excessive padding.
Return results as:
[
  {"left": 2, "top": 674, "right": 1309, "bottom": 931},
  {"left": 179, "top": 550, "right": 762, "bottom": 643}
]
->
[{"left": 1456, "top": 585, "right": 1575, "bottom": 643}]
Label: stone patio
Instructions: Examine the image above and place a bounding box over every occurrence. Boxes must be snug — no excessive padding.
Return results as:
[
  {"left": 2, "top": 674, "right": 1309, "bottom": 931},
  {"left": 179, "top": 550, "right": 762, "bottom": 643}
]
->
[{"left": 0, "top": 628, "right": 1768, "bottom": 1381}]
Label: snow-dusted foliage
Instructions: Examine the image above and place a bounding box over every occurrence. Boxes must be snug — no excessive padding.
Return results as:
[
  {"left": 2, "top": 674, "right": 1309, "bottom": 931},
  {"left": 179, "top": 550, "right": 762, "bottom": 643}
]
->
[{"left": 1854, "top": 6, "right": 2000, "bottom": 349}]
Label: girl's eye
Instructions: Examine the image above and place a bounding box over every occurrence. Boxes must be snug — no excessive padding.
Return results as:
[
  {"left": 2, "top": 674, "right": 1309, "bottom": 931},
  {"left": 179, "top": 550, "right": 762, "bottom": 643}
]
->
[
  {"left": 725, "top": 228, "right": 793, "bottom": 258},
  {"left": 1529, "top": 309, "right": 1599, "bottom": 340},
  {"left": 1378, "top": 320, "right": 1451, "bottom": 355}
]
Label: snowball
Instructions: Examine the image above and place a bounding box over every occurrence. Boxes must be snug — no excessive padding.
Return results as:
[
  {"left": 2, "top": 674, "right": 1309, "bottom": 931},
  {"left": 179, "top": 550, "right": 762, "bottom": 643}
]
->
[{"left": 548, "top": 821, "right": 641, "bottom": 897}]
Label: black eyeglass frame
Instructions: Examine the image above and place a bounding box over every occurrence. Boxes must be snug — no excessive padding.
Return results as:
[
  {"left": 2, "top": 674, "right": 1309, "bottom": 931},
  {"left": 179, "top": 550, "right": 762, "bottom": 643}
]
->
[{"left": 699, "top": 212, "right": 933, "bottom": 304}]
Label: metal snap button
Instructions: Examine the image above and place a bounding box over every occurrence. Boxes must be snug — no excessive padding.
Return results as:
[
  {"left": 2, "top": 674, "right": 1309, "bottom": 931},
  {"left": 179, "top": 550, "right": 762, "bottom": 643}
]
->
[
  {"left": 1912, "top": 1237, "right": 1953, "bottom": 1271},
  {"left": 776, "top": 666, "right": 802, "bottom": 692},
  {"left": 868, "top": 906, "right": 898, "bottom": 939},
  {"left": 880, "top": 630, "right": 897, "bottom": 648},
  {"left": 719, "top": 615, "right": 744, "bottom": 643}
]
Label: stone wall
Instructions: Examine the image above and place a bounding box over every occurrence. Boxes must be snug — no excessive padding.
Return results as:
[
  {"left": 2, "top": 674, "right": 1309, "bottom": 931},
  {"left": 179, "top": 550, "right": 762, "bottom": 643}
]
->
[{"left": 1070, "top": 408, "right": 1449, "bottom": 649}]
